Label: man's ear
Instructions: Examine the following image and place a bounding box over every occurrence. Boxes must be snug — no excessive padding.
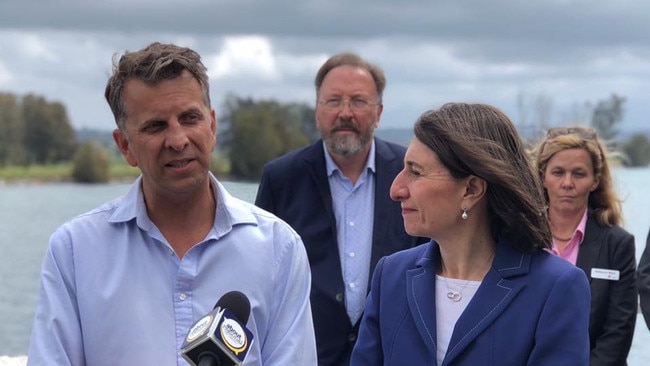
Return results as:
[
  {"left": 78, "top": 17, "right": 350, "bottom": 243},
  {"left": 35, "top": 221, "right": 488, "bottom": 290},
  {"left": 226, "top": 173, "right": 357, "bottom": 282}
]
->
[{"left": 113, "top": 128, "right": 138, "bottom": 167}]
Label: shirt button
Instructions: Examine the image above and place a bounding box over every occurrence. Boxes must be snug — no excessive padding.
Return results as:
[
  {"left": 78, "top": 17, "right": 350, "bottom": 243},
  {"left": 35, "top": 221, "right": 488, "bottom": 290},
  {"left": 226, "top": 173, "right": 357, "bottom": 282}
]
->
[
  {"left": 349, "top": 221, "right": 355, "bottom": 227},
  {"left": 179, "top": 293, "right": 187, "bottom": 301},
  {"left": 349, "top": 252, "right": 356, "bottom": 258},
  {"left": 349, "top": 282, "right": 356, "bottom": 289},
  {"left": 335, "top": 293, "right": 344, "bottom": 302}
]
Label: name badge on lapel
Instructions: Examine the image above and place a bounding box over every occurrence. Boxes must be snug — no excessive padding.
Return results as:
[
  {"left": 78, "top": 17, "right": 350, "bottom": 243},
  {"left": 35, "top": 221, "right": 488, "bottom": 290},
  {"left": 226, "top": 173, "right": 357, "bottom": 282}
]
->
[{"left": 591, "top": 268, "right": 620, "bottom": 281}]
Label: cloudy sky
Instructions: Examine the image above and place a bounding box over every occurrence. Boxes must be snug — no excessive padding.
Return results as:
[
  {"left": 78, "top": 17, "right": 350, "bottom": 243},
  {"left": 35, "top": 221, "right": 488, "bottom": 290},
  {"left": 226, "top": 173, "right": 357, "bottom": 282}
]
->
[{"left": 0, "top": 0, "right": 648, "bottom": 137}]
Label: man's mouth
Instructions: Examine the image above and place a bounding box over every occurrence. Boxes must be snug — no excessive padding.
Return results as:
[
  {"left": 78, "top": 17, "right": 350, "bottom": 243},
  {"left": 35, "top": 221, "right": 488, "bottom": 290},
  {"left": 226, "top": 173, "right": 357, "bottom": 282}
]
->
[{"left": 167, "top": 159, "right": 192, "bottom": 168}]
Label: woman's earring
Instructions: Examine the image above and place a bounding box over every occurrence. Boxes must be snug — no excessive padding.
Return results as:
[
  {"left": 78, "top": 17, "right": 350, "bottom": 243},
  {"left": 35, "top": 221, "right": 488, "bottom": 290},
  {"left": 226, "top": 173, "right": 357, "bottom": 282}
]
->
[{"left": 461, "top": 207, "right": 468, "bottom": 220}]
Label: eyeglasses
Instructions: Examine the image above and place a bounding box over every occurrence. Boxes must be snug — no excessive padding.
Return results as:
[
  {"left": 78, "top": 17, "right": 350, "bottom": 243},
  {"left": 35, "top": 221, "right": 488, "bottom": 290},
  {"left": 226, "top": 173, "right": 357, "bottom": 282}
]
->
[
  {"left": 318, "top": 97, "right": 378, "bottom": 113},
  {"left": 546, "top": 126, "right": 597, "bottom": 140}
]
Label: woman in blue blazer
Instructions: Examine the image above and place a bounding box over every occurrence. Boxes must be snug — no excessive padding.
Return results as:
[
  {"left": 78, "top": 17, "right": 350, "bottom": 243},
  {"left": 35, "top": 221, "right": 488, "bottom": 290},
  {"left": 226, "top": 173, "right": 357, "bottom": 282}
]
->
[
  {"left": 351, "top": 103, "right": 591, "bottom": 365},
  {"left": 533, "top": 126, "right": 637, "bottom": 365}
]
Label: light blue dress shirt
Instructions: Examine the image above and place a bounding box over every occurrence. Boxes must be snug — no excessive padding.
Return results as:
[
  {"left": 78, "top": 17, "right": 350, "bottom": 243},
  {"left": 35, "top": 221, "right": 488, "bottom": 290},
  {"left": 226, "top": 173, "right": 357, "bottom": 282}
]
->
[
  {"left": 27, "top": 173, "right": 317, "bottom": 366},
  {"left": 324, "top": 142, "right": 375, "bottom": 325}
]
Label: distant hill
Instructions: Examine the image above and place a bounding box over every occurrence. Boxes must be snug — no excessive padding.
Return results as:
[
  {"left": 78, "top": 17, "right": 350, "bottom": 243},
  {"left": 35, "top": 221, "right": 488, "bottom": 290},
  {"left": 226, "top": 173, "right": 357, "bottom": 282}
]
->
[
  {"left": 73, "top": 126, "right": 648, "bottom": 151},
  {"left": 76, "top": 128, "right": 115, "bottom": 146},
  {"left": 74, "top": 126, "right": 416, "bottom": 148},
  {"left": 375, "top": 128, "right": 414, "bottom": 147},
  {"left": 376, "top": 126, "right": 650, "bottom": 148}
]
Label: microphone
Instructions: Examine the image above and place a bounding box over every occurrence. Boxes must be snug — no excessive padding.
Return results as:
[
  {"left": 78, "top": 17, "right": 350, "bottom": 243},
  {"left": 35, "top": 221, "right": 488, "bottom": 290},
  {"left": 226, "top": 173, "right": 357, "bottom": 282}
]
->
[{"left": 181, "top": 291, "right": 254, "bottom": 366}]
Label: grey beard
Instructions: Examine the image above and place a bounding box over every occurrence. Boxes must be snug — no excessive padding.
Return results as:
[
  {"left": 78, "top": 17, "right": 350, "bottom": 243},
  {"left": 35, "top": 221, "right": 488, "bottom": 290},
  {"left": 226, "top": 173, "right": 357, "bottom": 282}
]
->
[{"left": 325, "top": 132, "right": 370, "bottom": 156}]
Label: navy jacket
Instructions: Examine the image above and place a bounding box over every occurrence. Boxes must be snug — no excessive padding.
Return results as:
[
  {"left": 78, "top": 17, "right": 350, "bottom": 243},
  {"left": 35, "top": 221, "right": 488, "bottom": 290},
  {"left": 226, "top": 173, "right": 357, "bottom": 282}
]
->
[
  {"left": 255, "top": 138, "right": 424, "bottom": 365},
  {"left": 576, "top": 214, "right": 637, "bottom": 366},
  {"left": 351, "top": 240, "right": 591, "bottom": 366}
]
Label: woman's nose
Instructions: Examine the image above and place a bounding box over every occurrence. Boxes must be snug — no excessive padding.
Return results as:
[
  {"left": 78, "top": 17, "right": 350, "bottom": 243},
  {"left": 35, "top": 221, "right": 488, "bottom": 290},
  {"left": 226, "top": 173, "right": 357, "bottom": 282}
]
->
[
  {"left": 560, "top": 174, "right": 574, "bottom": 188},
  {"left": 390, "top": 171, "right": 407, "bottom": 201}
]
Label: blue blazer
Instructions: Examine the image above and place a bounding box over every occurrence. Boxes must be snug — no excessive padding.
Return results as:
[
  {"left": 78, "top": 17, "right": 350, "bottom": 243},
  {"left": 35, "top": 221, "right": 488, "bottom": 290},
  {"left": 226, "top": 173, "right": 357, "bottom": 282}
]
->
[
  {"left": 255, "top": 138, "right": 425, "bottom": 365},
  {"left": 351, "top": 240, "right": 592, "bottom": 366}
]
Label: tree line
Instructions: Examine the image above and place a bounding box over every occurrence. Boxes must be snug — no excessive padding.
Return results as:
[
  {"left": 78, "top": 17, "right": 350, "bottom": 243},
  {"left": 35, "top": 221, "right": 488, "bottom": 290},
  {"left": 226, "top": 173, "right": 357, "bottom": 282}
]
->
[
  {"left": 0, "top": 91, "right": 648, "bottom": 183},
  {"left": 0, "top": 92, "right": 76, "bottom": 166},
  {"left": 516, "top": 92, "right": 650, "bottom": 167}
]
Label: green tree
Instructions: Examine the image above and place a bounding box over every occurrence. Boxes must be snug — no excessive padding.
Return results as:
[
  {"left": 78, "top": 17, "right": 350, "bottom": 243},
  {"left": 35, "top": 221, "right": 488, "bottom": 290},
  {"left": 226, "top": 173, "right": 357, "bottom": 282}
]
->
[
  {"left": 289, "top": 103, "right": 320, "bottom": 143},
  {"left": 591, "top": 94, "right": 625, "bottom": 142},
  {"left": 0, "top": 92, "right": 26, "bottom": 166},
  {"left": 71, "top": 142, "right": 110, "bottom": 183},
  {"left": 229, "top": 108, "right": 284, "bottom": 179},
  {"left": 220, "top": 95, "right": 312, "bottom": 180},
  {"left": 48, "top": 101, "right": 77, "bottom": 162},
  {"left": 622, "top": 133, "right": 650, "bottom": 167},
  {"left": 22, "top": 94, "right": 77, "bottom": 164}
]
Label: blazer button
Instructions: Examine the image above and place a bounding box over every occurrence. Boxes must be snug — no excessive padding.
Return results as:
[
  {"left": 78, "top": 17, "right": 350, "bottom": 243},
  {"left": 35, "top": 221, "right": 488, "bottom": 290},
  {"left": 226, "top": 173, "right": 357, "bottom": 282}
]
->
[
  {"left": 348, "top": 333, "right": 357, "bottom": 344},
  {"left": 335, "top": 293, "right": 344, "bottom": 302}
]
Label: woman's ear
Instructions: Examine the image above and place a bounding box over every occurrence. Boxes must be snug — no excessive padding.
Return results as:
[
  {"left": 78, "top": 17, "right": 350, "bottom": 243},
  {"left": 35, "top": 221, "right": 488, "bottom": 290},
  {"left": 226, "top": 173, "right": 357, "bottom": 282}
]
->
[
  {"left": 463, "top": 175, "right": 487, "bottom": 203},
  {"left": 591, "top": 176, "right": 600, "bottom": 192}
]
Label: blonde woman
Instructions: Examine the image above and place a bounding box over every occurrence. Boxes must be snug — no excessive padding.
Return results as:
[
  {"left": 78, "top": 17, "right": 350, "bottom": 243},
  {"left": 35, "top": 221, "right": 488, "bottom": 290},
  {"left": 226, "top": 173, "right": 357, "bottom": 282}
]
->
[{"left": 533, "top": 126, "right": 637, "bottom": 365}]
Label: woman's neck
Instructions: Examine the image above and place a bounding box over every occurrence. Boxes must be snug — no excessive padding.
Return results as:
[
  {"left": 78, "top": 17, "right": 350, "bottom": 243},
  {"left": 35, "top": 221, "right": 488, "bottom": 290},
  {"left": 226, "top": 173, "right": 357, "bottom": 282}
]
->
[
  {"left": 548, "top": 206, "right": 585, "bottom": 241},
  {"left": 438, "top": 239, "right": 496, "bottom": 281}
]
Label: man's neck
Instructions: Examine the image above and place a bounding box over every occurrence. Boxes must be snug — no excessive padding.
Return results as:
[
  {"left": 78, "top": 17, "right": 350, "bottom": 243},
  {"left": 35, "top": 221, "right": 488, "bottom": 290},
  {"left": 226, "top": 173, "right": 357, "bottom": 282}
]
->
[
  {"left": 329, "top": 146, "right": 371, "bottom": 185},
  {"left": 144, "top": 182, "right": 217, "bottom": 258}
]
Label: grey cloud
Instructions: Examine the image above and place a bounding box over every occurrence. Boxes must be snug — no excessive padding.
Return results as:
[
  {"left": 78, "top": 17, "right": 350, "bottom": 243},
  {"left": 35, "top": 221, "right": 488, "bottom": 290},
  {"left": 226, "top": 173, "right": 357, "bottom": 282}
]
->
[
  {"left": 0, "top": 0, "right": 648, "bottom": 133},
  {"left": 1, "top": 1, "right": 648, "bottom": 43}
]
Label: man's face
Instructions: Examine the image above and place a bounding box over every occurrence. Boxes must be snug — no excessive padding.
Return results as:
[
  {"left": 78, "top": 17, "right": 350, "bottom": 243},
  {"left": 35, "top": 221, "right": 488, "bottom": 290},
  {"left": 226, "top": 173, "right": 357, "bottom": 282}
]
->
[
  {"left": 112, "top": 70, "right": 216, "bottom": 200},
  {"left": 315, "top": 65, "right": 383, "bottom": 157}
]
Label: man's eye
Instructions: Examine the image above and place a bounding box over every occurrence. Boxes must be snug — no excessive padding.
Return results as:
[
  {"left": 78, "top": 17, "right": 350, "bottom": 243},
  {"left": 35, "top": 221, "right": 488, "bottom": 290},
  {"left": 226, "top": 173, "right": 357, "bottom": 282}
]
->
[
  {"left": 351, "top": 99, "right": 369, "bottom": 108},
  {"left": 182, "top": 114, "right": 200, "bottom": 124},
  {"left": 142, "top": 121, "right": 166, "bottom": 132},
  {"left": 325, "top": 99, "right": 342, "bottom": 107}
]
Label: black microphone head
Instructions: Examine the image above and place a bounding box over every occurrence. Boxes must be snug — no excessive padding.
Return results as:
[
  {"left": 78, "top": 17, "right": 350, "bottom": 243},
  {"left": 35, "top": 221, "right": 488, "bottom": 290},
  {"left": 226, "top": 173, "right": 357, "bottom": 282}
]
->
[{"left": 214, "top": 291, "right": 251, "bottom": 324}]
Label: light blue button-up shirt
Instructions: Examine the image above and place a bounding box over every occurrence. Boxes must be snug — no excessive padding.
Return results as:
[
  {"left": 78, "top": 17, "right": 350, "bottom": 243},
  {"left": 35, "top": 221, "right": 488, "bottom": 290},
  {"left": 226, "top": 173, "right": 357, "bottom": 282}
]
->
[
  {"left": 325, "top": 142, "right": 375, "bottom": 325},
  {"left": 27, "top": 173, "right": 317, "bottom": 365}
]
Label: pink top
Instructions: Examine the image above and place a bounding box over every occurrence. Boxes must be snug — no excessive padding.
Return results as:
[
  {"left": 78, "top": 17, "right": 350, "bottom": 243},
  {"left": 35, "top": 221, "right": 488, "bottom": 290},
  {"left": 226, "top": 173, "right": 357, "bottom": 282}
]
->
[{"left": 550, "top": 209, "right": 588, "bottom": 265}]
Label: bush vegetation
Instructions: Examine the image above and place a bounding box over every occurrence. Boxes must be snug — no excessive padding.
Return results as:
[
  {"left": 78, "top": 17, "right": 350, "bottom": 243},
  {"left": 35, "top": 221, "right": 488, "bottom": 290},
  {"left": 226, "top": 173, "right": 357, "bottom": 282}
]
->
[{"left": 71, "top": 142, "right": 110, "bottom": 183}]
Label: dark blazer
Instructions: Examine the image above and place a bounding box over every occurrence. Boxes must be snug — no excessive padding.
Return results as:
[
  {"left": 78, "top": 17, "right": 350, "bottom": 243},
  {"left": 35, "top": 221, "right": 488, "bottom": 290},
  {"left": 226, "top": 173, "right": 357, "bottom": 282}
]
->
[
  {"left": 350, "top": 240, "right": 591, "bottom": 366},
  {"left": 575, "top": 213, "right": 637, "bottom": 366},
  {"left": 255, "top": 138, "right": 424, "bottom": 366},
  {"left": 637, "top": 228, "right": 650, "bottom": 329}
]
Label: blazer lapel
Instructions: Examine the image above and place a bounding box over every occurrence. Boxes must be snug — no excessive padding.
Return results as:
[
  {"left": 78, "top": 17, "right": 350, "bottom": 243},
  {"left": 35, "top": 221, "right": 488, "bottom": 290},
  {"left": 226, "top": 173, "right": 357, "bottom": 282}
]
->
[
  {"left": 406, "top": 245, "right": 438, "bottom": 359},
  {"left": 370, "top": 138, "right": 402, "bottom": 269},
  {"left": 443, "top": 243, "right": 530, "bottom": 366},
  {"left": 303, "top": 141, "right": 337, "bottom": 230}
]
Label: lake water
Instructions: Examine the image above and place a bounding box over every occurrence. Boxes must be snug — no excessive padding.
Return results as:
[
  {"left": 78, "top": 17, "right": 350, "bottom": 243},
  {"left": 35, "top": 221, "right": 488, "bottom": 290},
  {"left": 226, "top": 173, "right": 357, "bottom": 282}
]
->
[{"left": 1, "top": 169, "right": 649, "bottom": 364}]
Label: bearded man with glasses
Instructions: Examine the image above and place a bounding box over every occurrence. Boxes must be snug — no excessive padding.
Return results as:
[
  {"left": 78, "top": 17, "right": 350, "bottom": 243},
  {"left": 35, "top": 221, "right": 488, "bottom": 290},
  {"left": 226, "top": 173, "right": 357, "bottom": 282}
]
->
[{"left": 255, "top": 52, "right": 427, "bottom": 366}]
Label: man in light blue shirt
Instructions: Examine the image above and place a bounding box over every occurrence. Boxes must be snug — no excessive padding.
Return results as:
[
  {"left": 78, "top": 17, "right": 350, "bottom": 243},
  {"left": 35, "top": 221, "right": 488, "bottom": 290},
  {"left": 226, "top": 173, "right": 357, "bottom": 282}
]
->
[
  {"left": 325, "top": 141, "right": 375, "bottom": 325},
  {"left": 27, "top": 42, "right": 317, "bottom": 365}
]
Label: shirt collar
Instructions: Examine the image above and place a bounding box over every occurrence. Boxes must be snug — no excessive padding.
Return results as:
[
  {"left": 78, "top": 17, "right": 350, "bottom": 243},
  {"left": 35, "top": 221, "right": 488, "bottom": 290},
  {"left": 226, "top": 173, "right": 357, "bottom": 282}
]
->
[
  {"left": 108, "top": 174, "right": 147, "bottom": 225},
  {"left": 109, "top": 173, "right": 258, "bottom": 239},
  {"left": 575, "top": 208, "right": 588, "bottom": 244}
]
